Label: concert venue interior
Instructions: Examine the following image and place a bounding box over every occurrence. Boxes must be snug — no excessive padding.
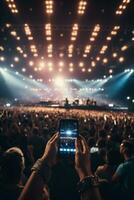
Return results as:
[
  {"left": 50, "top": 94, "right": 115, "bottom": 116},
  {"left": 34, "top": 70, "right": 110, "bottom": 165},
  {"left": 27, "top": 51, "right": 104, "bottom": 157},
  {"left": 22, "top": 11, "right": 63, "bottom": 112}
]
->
[{"left": 0, "top": 1, "right": 134, "bottom": 200}]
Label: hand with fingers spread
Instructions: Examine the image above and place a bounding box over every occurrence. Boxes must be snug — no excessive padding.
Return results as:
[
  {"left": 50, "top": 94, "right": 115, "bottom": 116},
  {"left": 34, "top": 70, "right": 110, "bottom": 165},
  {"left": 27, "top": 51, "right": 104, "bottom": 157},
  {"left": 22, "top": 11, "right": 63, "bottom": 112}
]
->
[
  {"left": 41, "top": 133, "right": 59, "bottom": 167},
  {"left": 75, "top": 135, "right": 92, "bottom": 181}
]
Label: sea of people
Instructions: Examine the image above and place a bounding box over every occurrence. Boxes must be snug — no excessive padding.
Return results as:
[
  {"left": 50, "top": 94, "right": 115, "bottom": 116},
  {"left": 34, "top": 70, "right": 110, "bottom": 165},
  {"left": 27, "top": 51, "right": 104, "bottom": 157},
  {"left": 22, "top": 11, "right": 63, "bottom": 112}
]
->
[{"left": 0, "top": 106, "right": 134, "bottom": 200}]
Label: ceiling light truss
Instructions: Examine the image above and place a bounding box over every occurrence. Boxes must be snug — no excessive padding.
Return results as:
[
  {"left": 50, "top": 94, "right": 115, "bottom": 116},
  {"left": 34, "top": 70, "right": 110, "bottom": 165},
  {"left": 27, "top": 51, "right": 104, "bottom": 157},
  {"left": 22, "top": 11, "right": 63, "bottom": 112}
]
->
[
  {"left": 5, "top": 0, "right": 19, "bottom": 14},
  {"left": 24, "top": 24, "right": 38, "bottom": 56},
  {"left": 116, "top": 0, "right": 131, "bottom": 15},
  {"left": 78, "top": 0, "right": 87, "bottom": 15},
  {"left": 45, "top": 0, "right": 53, "bottom": 14},
  {"left": 83, "top": 24, "right": 100, "bottom": 57}
]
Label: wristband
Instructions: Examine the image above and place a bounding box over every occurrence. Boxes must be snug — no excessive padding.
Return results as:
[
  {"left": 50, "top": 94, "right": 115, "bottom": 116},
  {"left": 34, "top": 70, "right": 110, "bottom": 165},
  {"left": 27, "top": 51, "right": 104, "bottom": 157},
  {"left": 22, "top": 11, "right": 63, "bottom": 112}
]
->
[
  {"left": 31, "top": 158, "right": 51, "bottom": 184},
  {"left": 77, "top": 175, "right": 99, "bottom": 194}
]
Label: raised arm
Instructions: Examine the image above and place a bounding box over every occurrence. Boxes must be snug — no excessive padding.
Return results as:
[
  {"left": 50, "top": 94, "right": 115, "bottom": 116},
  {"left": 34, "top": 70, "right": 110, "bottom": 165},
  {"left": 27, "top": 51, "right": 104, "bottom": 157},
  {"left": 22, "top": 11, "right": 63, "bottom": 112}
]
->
[
  {"left": 75, "top": 136, "right": 101, "bottom": 200},
  {"left": 18, "top": 133, "right": 59, "bottom": 200}
]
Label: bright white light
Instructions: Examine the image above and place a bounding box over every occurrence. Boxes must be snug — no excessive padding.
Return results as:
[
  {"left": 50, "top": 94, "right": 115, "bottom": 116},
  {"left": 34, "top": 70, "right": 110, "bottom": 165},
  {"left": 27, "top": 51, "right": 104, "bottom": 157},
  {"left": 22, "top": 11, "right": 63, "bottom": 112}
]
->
[
  {"left": 79, "top": 62, "right": 84, "bottom": 67},
  {"left": 29, "top": 61, "right": 34, "bottom": 66},
  {"left": 119, "top": 57, "right": 124, "bottom": 63},
  {"left": 55, "top": 77, "right": 64, "bottom": 87},
  {"left": 103, "top": 58, "right": 108, "bottom": 63},
  {"left": 66, "top": 130, "right": 72, "bottom": 135},
  {"left": 0, "top": 56, "right": 5, "bottom": 61},
  {"left": 59, "top": 61, "right": 64, "bottom": 67},
  {"left": 39, "top": 61, "right": 45, "bottom": 68},
  {"left": 69, "top": 68, "right": 74, "bottom": 72},
  {"left": 113, "top": 53, "right": 117, "bottom": 58},
  {"left": 109, "top": 69, "right": 113, "bottom": 74},
  {"left": 69, "top": 63, "right": 73, "bottom": 67},
  {"left": 108, "top": 104, "right": 114, "bottom": 107},
  {"left": 88, "top": 68, "right": 92, "bottom": 72},
  {"left": 127, "top": 96, "right": 130, "bottom": 100},
  {"left": 14, "top": 57, "right": 19, "bottom": 62},
  {"left": 6, "top": 103, "right": 11, "bottom": 107},
  {"left": 22, "top": 68, "right": 26, "bottom": 72},
  {"left": 48, "top": 62, "right": 53, "bottom": 67}
]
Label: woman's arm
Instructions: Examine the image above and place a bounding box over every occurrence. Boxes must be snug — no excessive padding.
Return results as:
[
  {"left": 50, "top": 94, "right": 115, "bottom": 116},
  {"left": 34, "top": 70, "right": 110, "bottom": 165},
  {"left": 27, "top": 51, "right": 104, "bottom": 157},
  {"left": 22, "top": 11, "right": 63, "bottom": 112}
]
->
[
  {"left": 75, "top": 136, "right": 102, "bottom": 200},
  {"left": 18, "top": 133, "right": 59, "bottom": 200}
]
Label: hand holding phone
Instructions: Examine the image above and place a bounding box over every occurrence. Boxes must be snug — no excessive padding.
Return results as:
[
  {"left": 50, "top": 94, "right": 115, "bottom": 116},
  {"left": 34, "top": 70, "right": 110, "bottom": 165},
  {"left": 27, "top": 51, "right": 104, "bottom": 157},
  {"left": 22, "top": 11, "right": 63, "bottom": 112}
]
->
[{"left": 59, "top": 119, "right": 79, "bottom": 154}]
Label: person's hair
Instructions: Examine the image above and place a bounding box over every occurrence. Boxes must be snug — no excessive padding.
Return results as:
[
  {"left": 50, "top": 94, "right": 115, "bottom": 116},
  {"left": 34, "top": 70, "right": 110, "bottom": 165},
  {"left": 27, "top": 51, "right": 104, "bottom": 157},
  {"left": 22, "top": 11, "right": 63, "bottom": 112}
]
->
[
  {"left": 32, "top": 127, "right": 39, "bottom": 135},
  {"left": 107, "top": 149, "right": 121, "bottom": 166},
  {"left": 88, "top": 137, "right": 96, "bottom": 148},
  {"left": 99, "top": 130, "right": 107, "bottom": 138},
  {"left": 97, "top": 138, "right": 106, "bottom": 149},
  {"left": 121, "top": 140, "right": 134, "bottom": 157},
  {"left": 0, "top": 147, "right": 25, "bottom": 184}
]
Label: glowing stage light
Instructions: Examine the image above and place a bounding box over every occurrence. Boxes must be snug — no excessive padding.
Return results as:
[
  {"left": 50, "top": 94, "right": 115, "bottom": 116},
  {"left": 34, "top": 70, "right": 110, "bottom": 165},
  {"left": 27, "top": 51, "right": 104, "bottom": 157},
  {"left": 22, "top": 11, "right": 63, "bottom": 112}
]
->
[
  {"left": 127, "top": 96, "right": 130, "bottom": 100},
  {"left": 59, "top": 68, "right": 63, "bottom": 72},
  {"left": 6, "top": 103, "right": 11, "bottom": 107},
  {"left": 69, "top": 68, "right": 74, "bottom": 72},
  {"left": 82, "top": 68, "right": 86, "bottom": 72},
  {"left": 88, "top": 68, "right": 92, "bottom": 72},
  {"left": 29, "top": 75, "right": 33, "bottom": 79},
  {"left": 91, "top": 61, "right": 96, "bottom": 67},
  {"left": 66, "top": 130, "right": 72, "bottom": 135},
  {"left": 119, "top": 57, "right": 124, "bottom": 63},
  {"left": 79, "top": 62, "right": 84, "bottom": 67},
  {"left": 109, "top": 69, "right": 113, "bottom": 74},
  {"left": 49, "top": 67, "right": 53, "bottom": 71},
  {"left": 55, "top": 77, "right": 64, "bottom": 87},
  {"left": 48, "top": 62, "right": 53, "bottom": 67},
  {"left": 14, "top": 57, "right": 19, "bottom": 62},
  {"left": 59, "top": 53, "right": 64, "bottom": 57},
  {"left": 121, "top": 45, "right": 128, "bottom": 51},
  {"left": 39, "top": 61, "right": 45, "bottom": 68},
  {"left": 23, "top": 54, "right": 27, "bottom": 58},
  {"left": 10, "top": 64, "right": 14, "bottom": 68},
  {"left": 0, "top": 56, "right": 5, "bottom": 61},
  {"left": 59, "top": 61, "right": 64, "bottom": 67},
  {"left": 29, "top": 61, "right": 34, "bottom": 66},
  {"left": 69, "top": 63, "right": 74, "bottom": 68},
  {"left": 22, "top": 68, "right": 26, "bottom": 72},
  {"left": 103, "top": 58, "right": 108, "bottom": 64},
  {"left": 113, "top": 53, "right": 117, "bottom": 58},
  {"left": 96, "top": 57, "right": 100, "bottom": 61}
]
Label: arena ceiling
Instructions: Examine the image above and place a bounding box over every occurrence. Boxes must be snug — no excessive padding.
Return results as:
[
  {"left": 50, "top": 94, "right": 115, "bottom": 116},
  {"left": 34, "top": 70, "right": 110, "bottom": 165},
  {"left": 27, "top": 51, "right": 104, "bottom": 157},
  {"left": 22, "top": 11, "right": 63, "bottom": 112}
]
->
[{"left": 0, "top": 0, "right": 134, "bottom": 80}]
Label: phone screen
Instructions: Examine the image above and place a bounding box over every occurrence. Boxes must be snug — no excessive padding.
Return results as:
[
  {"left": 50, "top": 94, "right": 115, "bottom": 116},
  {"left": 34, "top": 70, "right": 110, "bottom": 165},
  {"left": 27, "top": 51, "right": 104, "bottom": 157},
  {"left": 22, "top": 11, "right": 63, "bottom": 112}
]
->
[
  {"left": 90, "top": 147, "right": 99, "bottom": 153},
  {"left": 59, "top": 119, "right": 79, "bottom": 154}
]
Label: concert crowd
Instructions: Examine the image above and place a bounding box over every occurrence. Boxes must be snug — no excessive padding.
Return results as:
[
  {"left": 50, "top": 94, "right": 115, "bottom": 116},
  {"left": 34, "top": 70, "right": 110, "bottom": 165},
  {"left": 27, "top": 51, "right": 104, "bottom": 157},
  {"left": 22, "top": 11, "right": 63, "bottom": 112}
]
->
[{"left": 0, "top": 107, "right": 134, "bottom": 200}]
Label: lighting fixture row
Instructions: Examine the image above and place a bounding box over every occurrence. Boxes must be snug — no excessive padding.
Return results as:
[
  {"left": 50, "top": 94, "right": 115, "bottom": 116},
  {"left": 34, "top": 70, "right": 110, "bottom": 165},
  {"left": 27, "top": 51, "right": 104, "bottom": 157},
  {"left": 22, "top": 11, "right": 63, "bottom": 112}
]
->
[
  {"left": 97, "top": 26, "right": 120, "bottom": 58},
  {"left": 116, "top": 0, "right": 131, "bottom": 15},
  {"left": 45, "top": 0, "right": 53, "bottom": 14},
  {"left": 45, "top": 23, "right": 52, "bottom": 41},
  {"left": 24, "top": 24, "right": 38, "bottom": 57},
  {"left": 24, "top": 24, "right": 33, "bottom": 41},
  {"left": 67, "top": 24, "right": 79, "bottom": 57},
  {"left": 78, "top": 0, "right": 87, "bottom": 15},
  {"left": 5, "top": 0, "right": 18, "bottom": 14},
  {"left": 83, "top": 24, "right": 100, "bottom": 57},
  {"left": 71, "top": 24, "right": 79, "bottom": 41}
]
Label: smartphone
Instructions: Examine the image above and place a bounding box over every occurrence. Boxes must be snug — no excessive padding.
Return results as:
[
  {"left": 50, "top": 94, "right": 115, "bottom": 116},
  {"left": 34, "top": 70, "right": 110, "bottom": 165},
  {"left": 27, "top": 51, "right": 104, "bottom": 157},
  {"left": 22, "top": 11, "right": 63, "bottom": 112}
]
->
[
  {"left": 59, "top": 119, "right": 79, "bottom": 154},
  {"left": 90, "top": 147, "right": 99, "bottom": 153}
]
